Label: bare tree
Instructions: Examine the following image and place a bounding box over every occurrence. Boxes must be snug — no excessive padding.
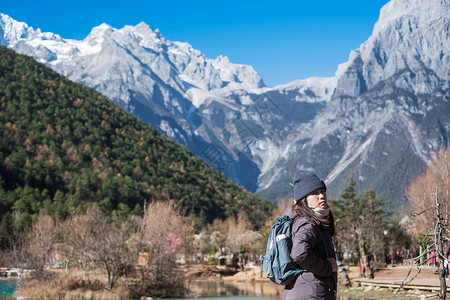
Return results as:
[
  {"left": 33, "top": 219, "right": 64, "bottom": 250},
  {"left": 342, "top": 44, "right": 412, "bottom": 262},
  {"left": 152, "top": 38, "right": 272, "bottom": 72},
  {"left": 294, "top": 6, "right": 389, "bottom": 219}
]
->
[
  {"left": 62, "top": 212, "right": 98, "bottom": 286},
  {"left": 62, "top": 208, "right": 137, "bottom": 290},
  {"left": 218, "top": 211, "right": 262, "bottom": 268},
  {"left": 95, "top": 219, "right": 137, "bottom": 290},
  {"left": 405, "top": 149, "right": 449, "bottom": 234},
  {"left": 403, "top": 149, "right": 449, "bottom": 299},
  {"left": 14, "top": 213, "right": 61, "bottom": 280},
  {"left": 220, "top": 211, "right": 255, "bottom": 254}
]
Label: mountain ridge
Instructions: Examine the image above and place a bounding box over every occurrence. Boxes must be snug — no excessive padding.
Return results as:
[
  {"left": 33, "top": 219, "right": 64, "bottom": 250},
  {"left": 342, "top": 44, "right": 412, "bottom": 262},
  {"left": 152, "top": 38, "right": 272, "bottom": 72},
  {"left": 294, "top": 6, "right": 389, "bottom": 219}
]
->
[
  {"left": 1, "top": 0, "right": 448, "bottom": 206},
  {"left": 0, "top": 46, "right": 273, "bottom": 231}
]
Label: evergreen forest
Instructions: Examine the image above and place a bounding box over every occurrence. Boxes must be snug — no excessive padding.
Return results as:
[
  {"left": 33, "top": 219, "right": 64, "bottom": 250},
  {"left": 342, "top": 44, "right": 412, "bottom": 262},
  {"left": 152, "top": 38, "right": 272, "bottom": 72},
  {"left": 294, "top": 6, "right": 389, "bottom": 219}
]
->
[{"left": 0, "top": 46, "right": 273, "bottom": 247}]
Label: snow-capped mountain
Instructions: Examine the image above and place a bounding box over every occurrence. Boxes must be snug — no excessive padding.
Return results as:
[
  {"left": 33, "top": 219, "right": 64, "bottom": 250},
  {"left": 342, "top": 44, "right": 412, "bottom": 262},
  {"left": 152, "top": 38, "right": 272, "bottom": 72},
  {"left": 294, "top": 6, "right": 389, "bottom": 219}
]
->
[
  {"left": 254, "top": 0, "right": 449, "bottom": 202},
  {"left": 0, "top": 12, "right": 268, "bottom": 189},
  {"left": 2, "top": 0, "right": 449, "bottom": 206}
]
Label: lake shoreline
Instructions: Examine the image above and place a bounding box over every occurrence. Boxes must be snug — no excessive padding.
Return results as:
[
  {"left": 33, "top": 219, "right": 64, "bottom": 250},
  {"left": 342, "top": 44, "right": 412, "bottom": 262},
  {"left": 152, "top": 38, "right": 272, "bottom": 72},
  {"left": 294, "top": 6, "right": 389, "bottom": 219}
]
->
[
  {"left": 4, "top": 263, "right": 446, "bottom": 299},
  {"left": 191, "top": 264, "right": 445, "bottom": 299}
]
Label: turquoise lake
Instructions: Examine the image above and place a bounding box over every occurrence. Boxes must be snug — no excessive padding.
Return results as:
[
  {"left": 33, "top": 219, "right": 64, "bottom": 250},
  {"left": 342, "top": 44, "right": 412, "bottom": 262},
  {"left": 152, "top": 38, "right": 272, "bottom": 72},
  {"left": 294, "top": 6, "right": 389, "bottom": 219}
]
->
[{"left": 0, "top": 280, "right": 16, "bottom": 296}]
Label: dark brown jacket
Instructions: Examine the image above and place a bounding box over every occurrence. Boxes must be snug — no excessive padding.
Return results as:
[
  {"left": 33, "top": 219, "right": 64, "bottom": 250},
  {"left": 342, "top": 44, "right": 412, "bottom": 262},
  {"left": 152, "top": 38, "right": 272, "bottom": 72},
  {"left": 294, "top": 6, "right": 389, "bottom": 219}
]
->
[{"left": 282, "top": 208, "right": 337, "bottom": 300}]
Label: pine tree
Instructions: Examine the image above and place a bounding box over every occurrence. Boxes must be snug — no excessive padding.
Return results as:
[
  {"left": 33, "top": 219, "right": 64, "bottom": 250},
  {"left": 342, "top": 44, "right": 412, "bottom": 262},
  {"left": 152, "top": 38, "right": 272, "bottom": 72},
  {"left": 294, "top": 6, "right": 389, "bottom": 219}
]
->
[{"left": 330, "top": 177, "right": 390, "bottom": 279}]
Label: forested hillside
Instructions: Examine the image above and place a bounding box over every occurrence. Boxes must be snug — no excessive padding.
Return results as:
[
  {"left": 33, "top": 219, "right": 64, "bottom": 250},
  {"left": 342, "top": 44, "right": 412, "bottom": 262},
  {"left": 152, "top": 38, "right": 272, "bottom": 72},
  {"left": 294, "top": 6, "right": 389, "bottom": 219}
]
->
[{"left": 0, "top": 46, "right": 273, "bottom": 241}]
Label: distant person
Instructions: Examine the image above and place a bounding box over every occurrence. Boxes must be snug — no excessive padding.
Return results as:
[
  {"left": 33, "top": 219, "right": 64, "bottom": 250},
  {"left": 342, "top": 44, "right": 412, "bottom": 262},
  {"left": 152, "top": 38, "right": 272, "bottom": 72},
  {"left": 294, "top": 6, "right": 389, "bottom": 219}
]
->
[
  {"left": 368, "top": 253, "right": 374, "bottom": 270},
  {"left": 444, "top": 256, "right": 449, "bottom": 280},
  {"left": 430, "top": 251, "right": 436, "bottom": 266},
  {"left": 282, "top": 170, "right": 337, "bottom": 300},
  {"left": 232, "top": 253, "right": 239, "bottom": 271},
  {"left": 385, "top": 252, "right": 392, "bottom": 265},
  {"left": 259, "top": 255, "right": 264, "bottom": 277}
]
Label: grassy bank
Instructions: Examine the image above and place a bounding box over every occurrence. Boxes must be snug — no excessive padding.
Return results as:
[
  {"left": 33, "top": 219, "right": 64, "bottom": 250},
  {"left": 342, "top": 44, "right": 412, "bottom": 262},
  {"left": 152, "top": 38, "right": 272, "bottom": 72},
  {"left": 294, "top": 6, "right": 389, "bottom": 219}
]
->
[
  {"left": 15, "top": 268, "right": 188, "bottom": 299},
  {"left": 15, "top": 271, "right": 131, "bottom": 299},
  {"left": 338, "top": 284, "right": 444, "bottom": 300}
]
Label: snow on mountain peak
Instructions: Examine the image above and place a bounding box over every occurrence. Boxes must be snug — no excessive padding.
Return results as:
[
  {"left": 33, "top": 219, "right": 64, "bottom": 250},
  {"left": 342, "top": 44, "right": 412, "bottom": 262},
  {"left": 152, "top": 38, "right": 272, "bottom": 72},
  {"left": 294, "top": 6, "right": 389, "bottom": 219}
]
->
[
  {"left": 212, "top": 55, "right": 265, "bottom": 90},
  {"left": 333, "top": 0, "right": 450, "bottom": 98},
  {"left": 134, "top": 22, "right": 160, "bottom": 36},
  {"left": 213, "top": 55, "right": 230, "bottom": 64},
  {"left": 86, "top": 23, "right": 114, "bottom": 38},
  {"left": 0, "top": 13, "right": 267, "bottom": 113},
  {"left": 274, "top": 76, "right": 337, "bottom": 102},
  {"left": 83, "top": 23, "right": 114, "bottom": 51},
  {"left": 369, "top": 0, "right": 449, "bottom": 79},
  {"left": 373, "top": 0, "right": 449, "bottom": 38},
  {"left": 0, "top": 13, "right": 33, "bottom": 45}
]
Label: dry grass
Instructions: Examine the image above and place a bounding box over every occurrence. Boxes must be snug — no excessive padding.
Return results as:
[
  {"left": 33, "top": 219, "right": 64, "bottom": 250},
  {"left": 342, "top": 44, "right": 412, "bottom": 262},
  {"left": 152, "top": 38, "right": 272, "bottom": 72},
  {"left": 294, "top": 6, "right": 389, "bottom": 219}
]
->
[
  {"left": 16, "top": 270, "right": 132, "bottom": 299},
  {"left": 15, "top": 266, "right": 190, "bottom": 299}
]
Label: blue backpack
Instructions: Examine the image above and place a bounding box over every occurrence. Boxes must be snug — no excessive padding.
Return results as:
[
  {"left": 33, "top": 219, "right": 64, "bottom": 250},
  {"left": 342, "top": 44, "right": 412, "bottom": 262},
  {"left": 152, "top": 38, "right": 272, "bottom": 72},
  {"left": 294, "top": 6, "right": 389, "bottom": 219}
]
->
[{"left": 262, "top": 215, "right": 304, "bottom": 285}]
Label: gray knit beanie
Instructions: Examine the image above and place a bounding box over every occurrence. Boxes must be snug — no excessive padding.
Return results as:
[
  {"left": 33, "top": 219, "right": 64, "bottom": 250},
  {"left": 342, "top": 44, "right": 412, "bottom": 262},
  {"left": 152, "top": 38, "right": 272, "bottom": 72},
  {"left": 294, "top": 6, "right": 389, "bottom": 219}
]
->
[{"left": 293, "top": 170, "right": 326, "bottom": 203}]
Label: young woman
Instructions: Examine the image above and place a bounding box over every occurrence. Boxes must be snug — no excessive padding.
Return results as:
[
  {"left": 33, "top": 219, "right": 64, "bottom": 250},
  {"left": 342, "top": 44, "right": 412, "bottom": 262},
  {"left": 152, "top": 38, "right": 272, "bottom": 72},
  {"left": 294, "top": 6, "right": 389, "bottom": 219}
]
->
[{"left": 282, "top": 170, "right": 337, "bottom": 300}]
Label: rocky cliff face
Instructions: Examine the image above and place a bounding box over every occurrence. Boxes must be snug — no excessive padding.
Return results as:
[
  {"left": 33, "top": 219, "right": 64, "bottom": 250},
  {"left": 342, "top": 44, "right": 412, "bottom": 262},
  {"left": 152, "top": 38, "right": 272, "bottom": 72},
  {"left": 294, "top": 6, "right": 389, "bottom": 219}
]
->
[
  {"left": 2, "top": 0, "right": 449, "bottom": 206},
  {"left": 255, "top": 0, "right": 449, "bottom": 203}
]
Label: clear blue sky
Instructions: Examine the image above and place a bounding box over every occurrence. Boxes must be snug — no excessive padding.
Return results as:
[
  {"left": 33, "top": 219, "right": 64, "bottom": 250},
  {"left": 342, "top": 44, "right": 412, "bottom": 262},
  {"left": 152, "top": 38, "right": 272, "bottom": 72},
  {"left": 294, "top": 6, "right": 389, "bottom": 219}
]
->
[{"left": 3, "top": 0, "right": 389, "bottom": 87}]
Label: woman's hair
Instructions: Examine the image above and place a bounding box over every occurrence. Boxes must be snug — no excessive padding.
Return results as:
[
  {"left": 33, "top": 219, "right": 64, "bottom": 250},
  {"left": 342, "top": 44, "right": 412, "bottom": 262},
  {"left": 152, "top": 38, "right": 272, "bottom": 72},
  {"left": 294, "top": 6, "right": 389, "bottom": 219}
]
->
[{"left": 291, "top": 198, "right": 335, "bottom": 236}]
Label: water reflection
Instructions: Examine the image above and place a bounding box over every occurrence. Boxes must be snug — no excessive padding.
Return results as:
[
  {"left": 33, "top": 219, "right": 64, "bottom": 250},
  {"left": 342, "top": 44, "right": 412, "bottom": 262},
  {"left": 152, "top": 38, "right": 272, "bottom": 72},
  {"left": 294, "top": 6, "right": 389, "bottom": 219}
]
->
[
  {"left": 188, "top": 280, "right": 364, "bottom": 300},
  {"left": 188, "top": 280, "right": 282, "bottom": 299}
]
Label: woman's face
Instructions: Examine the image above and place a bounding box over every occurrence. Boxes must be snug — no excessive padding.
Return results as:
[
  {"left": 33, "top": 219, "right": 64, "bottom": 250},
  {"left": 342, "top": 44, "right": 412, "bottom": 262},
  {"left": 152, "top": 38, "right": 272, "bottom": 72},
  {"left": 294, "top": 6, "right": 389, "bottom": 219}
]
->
[{"left": 306, "top": 188, "right": 327, "bottom": 209}]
